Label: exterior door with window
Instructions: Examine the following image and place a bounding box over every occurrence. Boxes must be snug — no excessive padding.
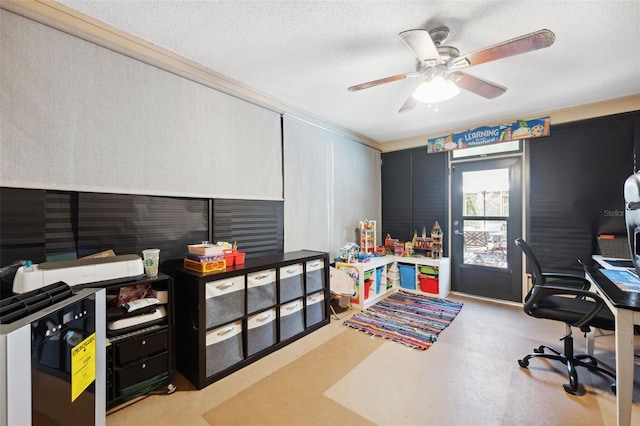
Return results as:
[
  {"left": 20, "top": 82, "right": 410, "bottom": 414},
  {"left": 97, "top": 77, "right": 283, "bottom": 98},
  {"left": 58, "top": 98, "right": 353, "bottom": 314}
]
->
[{"left": 450, "top": 157, "right": 523, "bottom": 302}]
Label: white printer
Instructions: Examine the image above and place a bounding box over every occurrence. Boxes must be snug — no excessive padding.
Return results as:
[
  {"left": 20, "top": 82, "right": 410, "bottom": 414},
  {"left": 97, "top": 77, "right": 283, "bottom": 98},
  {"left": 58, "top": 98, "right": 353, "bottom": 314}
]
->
[{"left": 12, "top": 254, "right": 145, "bottom": 293}]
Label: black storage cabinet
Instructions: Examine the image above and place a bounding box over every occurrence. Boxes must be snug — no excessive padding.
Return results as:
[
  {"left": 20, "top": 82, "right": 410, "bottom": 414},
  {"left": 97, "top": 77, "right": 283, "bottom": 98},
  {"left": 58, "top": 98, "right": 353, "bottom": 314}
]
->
[
  {"left": 87, "top": 273, "right": 175, "bottom": 410},
  {"left": 174, "top": 250, "right": 330, "bottom": 389}
]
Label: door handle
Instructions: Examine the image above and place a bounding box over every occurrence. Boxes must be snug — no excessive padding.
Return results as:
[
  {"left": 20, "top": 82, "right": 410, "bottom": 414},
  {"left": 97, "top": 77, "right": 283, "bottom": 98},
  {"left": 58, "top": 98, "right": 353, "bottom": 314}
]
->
[{"left": 454, "top": 230, "right": 464, "bottom": 236}]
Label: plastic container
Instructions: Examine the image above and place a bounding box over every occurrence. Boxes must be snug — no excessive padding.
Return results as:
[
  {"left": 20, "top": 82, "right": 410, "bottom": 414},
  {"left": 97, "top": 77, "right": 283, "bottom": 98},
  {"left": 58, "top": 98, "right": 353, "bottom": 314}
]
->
[
  {"left": 350, "top": 279, "right": 372, "bottom": 303},
  {"left": 234, "top": 251, "right": 246, "bottom": 264},
  {"left": 223, "top": 250, "right": 235, "bottom": 267},
  {"left": 419, "top": 265, "right": 438, "bottom": 276},
  {"left": 363, "top": 279, "right": 372, "bottom": 299},
  {"left": 375, "top": 267, "right": 383, "bottom": 293},
  {"left": 398, "top": 264, "right": 416, "bottom": 290},
  {"left": 418, "top": 274, "right": 439, "bottom": 294}
]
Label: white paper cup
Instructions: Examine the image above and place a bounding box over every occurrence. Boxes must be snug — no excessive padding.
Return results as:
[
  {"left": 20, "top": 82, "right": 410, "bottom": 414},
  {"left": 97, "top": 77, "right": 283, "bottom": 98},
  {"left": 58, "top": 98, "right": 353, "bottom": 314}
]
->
[{"left": 142, "top": 249, "right": 160, "bottom": 277}]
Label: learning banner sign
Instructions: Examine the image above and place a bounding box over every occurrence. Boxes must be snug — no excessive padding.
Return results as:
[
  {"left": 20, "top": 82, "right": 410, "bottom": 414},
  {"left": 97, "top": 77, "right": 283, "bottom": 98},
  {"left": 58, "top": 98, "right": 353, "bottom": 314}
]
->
[{"left": 426, "top": 117, "right": 550, "bottom": 153}]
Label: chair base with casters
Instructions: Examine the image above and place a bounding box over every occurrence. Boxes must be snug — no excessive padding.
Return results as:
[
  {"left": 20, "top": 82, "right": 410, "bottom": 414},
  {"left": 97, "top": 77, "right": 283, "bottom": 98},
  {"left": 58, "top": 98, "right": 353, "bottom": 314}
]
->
[
  {"left": 518, "top": 323, "right": 616, "bottom": 395},
  {"left": 514, "top": 238, "right": 617, "bottom": 395}
]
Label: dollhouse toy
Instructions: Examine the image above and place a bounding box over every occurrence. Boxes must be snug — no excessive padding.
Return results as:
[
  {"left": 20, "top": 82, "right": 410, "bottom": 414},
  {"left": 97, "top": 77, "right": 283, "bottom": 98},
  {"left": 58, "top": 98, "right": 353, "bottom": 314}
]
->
[{"left": 431, "top": 221, "right": 443, "bottom": 258}]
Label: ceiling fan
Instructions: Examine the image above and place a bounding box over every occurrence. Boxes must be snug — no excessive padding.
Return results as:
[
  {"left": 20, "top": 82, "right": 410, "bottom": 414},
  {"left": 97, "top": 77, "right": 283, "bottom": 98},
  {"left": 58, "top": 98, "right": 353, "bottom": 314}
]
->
[{"left": 348, "top": 27, "right": 555, "bottom": 112}]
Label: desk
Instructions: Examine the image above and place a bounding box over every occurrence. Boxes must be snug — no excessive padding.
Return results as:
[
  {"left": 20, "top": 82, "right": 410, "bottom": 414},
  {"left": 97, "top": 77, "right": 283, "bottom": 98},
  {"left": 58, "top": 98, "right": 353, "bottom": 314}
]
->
[{"left": 585, "top": 264, "right": 640, "bottom": 426}]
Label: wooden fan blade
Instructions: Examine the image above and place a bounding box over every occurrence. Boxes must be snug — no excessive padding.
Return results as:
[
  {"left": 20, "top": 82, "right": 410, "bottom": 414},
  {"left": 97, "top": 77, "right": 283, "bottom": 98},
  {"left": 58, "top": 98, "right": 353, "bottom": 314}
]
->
[
  {"left": 449, "top": 29, "right": 555, "bottom": 69},
  {"left": 399, "top": 93, "right": 417, "bottom": 113},
  {"left": 348, "top": 72, "right": 421, "bottom": 92},
  {"left": 452, "top": 71, "right": 507, "bottom": 99},
  {"left": 399, "top": 29, "right": 441, "bottom": 66}
]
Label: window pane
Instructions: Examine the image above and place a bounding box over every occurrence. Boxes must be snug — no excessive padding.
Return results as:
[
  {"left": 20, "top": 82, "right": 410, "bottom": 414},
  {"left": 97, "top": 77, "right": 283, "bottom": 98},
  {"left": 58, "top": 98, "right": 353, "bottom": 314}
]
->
[
  {"left": 461, "top": 168, "right": 509, "bottom": 268},
  {"left": 462, "top": 169, "right": 509, "bottom": 217}
]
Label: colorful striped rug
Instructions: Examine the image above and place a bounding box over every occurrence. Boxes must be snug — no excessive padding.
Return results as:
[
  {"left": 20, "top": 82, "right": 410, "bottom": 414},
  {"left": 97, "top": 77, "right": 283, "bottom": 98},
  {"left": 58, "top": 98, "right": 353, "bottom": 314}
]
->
[{"left": 344, "top": 290, "right": 463, "bottom": 350}]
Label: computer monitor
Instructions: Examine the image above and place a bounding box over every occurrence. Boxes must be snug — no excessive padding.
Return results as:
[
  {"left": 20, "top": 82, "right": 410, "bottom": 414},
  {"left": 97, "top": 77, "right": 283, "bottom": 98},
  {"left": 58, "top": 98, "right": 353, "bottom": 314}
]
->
[{"left": 624, "top": 172, "right": 640, "bottom": 275}]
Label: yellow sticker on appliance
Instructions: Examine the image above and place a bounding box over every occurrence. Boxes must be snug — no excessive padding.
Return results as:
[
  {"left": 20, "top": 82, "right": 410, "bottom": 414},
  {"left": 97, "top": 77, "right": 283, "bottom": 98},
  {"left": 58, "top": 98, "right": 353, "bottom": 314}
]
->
[{"left": 71, "top": 332, "right": 96, "bottom": 402}]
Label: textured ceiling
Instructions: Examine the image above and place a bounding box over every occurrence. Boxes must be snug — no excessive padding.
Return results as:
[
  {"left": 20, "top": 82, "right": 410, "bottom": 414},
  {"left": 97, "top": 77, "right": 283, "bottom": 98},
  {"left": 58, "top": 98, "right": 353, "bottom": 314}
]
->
[{"left": 57, "top": 0, "right": 640, "bottom": 143}]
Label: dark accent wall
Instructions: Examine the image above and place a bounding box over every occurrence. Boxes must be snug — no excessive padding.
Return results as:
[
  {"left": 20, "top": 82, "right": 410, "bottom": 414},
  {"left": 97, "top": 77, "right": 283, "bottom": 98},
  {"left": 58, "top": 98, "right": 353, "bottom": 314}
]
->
[
  {"left": 381, "top": 147, "right": 448, "bottom": 254},
  {"left": 528, "top": 111, "right": 639, "bottom": 273},
  {"left": 0, "top": 188, "right": 284, "bottom": 294}
]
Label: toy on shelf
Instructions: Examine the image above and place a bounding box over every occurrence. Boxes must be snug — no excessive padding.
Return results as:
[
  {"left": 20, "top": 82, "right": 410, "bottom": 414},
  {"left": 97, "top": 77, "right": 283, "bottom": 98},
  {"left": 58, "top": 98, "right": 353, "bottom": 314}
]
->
[
  {"left": 412, "top": 229, "right": 432, "bottom": 256},
  {"left": 339, "top": 242, "right": 360, "bottom": 263},
  {"left": 359, "top": 219, "right": 377, "bottom": 255},
  {"left": 409, "top": 221, "right": 444, "bottom": 258},
  {"left": 431, "top": 222, "right": 444, "bottom": 258}
]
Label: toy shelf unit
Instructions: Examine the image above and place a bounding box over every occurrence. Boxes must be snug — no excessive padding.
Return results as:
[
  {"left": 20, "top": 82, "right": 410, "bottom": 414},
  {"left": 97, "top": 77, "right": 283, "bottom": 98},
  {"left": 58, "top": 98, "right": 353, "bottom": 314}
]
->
[
  {"left": 395, "top": 256, "right": 450, "bottom": 299},
  {"left": 336, "top": 256, "right": 392, "bottom": 310},
  {"left": 359, "top": 220, "right": 377, "bottom": 255},
  {"left": 338, "top": 256, "right": 450, "bottom": 309},
  {"left": 173, "top": 250, "right": 329, "bottom": 390}
]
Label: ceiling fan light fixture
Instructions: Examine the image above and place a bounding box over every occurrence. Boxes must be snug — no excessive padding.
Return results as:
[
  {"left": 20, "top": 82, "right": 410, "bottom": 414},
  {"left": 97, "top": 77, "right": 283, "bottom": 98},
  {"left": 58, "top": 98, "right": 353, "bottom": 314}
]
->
[{"left": 412, "top": 74, "right": 460, "bottom": 104}]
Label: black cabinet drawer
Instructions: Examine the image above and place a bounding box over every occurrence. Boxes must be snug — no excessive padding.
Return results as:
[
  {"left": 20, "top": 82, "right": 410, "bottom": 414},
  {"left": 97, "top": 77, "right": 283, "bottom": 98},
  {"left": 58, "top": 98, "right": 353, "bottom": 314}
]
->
[
  {"left": 115, "top": 329, "right": 168, "bottom": 366},
  {"left": 115, "top": 351, "right": 168, "bottom": 389}
]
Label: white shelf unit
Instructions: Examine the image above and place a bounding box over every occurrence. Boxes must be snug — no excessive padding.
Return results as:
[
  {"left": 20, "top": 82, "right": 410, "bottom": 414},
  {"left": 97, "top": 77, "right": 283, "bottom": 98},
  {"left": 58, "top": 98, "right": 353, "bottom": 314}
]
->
[
  {"left": 336, "top": 255, "right": 450, "bottom": 310},
  {"left": 394, "top": 256, "right": 450, "bottom": 299},
  {"left": 336, "top": 256, "right": 390, "bottom": 310}
]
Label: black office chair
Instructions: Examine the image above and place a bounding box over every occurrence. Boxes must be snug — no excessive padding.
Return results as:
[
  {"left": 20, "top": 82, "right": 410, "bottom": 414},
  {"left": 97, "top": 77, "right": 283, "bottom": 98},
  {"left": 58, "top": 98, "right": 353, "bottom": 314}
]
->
[{"left": 514, "top": 238, "right": 616, "bottom": 395}]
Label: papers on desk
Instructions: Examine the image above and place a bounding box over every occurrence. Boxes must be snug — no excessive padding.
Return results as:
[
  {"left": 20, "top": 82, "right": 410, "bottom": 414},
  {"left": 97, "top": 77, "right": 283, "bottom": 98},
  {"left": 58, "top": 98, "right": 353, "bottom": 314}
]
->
[{"left": 600, "top": 268, "right": 640, "bottom": 293}]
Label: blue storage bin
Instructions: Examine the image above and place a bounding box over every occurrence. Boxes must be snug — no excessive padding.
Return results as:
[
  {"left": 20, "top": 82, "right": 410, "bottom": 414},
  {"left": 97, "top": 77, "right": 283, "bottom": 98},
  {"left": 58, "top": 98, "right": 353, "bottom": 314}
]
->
[
  {"left": 375, "top": 267, "right": 383, "bottom": 293},
  {"left": 398, "top": 264, "right": 416, "bottom": 290}
]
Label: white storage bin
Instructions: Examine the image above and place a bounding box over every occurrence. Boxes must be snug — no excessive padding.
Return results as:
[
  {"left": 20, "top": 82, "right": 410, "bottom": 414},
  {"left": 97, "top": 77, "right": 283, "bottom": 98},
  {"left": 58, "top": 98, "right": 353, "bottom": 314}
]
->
[
  {"left": 247, "top": 309, "right": 277, "bottom": 356},
  {"left": 247, "top": 269, "right": 277, "bottom": 314},
  {"left": 205, "top": 276, "right": 245, "bottom": 329},
  {"left": 279, "top": 263, "right": 304, "bottom": 302},
  {"left": 305, "top": 291, "right": 325, "bottom": 327},
  {"left": 279, "top": 298, "right": 304, "bottom": 341},
  {"left": 205, "top": 321, "right": 243, "bottom": 377},
  {"left": 305, "top": 259, "right": 325, "bottom": 293}
]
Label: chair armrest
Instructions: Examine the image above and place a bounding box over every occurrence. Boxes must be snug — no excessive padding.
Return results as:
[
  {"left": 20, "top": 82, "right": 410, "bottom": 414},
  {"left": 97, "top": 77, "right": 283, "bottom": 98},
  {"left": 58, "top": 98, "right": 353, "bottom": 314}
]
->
[
  {"left": 541, "top": 272, "right": 591, "bottom": 290},
  {"left": 524, "top": 285, "right": 608, "bottom": 329}
]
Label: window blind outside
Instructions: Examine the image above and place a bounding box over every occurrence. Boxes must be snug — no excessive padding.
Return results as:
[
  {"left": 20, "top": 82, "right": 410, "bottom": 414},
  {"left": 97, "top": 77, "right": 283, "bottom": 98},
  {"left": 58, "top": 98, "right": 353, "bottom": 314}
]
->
[
  {"left": 0, "top": 187, "right": 46, "bottom": 266},
  {"left": 528, "top": 112, "right": 637, "bottom": 272},
  {"left": 45, "top": 191, "right": 78, "bottom": 260},
  {"left": 212, "top": 199, "right": 284, "bottom": 257},
  {"left": 411, "top": 148, "right": 448, "bottom": 255},
  {"left": 381, "top": 148, "right": 447, "bottom": 253},
  {"left": 77, "top": 193, "right": 208, "bottom": 261},
  {"left": 381, "top": 149, "right": 414, "bottom": 242}
]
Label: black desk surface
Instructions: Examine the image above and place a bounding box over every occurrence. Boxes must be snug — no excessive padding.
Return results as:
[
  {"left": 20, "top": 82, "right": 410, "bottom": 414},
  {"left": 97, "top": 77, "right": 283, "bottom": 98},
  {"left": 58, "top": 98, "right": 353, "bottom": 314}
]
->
[{"left": 586, "top": 266, "right": 640, "bottom": 311}]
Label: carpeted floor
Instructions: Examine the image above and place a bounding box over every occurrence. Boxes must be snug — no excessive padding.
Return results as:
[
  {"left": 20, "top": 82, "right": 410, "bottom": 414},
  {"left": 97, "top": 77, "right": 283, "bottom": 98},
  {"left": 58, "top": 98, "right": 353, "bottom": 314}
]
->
[{"left": 106, "top": 292, "right": 640, "bottom": 425}]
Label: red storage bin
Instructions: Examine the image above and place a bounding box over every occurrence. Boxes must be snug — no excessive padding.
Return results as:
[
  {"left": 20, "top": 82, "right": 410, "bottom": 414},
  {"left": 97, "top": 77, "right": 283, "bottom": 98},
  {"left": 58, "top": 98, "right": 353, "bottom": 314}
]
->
[
  {"left": 223, "top": 250, "right": 235, "bottom": 267},
  {"left": 419, "top": 274, "right": 439, "bottom": 294},
  {"left": 363, "top": 279, "right": 372, "bottom": 299},
  {"left": 350, "top": 278, "right": 373, "bottom": 303},
  {"left": 234, "top": 251, "right": 246, "bottom": 264}
]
